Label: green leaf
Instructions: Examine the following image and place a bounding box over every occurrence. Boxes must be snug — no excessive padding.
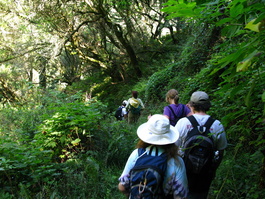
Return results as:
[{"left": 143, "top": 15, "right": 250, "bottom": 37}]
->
[
  {"left": 162, "top": 0, "right": 203, "bottom": 18},
  {"left": 245, "top": 18, "right": 261, "bottom": 32},
  {"left": 236, "top": 59, "right": 251, "bottom": 72},
  {"left": 216, "top": 18, "right": 233, "bottom": 26},
  {"left": 244, "top": 79, "right": 255, "bottom": 108},
  {"left": 48, "top": 141, "right": 57, "bottom": 148},
  {"left": 230, "top": 3, "right": 244, "bottom": 18},
  {"left": 71, "top": 138, "right": 81, "bottom": 146},
  {"left": 60, "top": 135, "right": 67, "bottom": 144},
  {"left": 236, "top": 50, "right": 259, "bottom": 72}
]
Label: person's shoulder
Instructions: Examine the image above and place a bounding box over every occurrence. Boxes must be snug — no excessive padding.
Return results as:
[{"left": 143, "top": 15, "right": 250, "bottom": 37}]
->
[
  {"left": 167, "top": 156, "right": 186, "bottom": 169},
  {"left": 212, "top": 118, "right": 224, "bottom": 128},
  {"left": 192, "top": 114, "right": 210, "bottom": 121},
  {"left": 164, "top": 104, "right": 171, "bottom": 110},
  {"left": 166, "top": 104, "right": 176, "bottom": 110},
  {"left": 204, "top": 115, "right": 222, "bottom": 124},
  {"left": 177, "top": 116, "right": 190, "bottom": 123},
  {"left": 175, "top": 117, "right": 190, "bottom": 129},
  {"left": 131, "top": 148, "right": 140, "bottom": 157},
  {"left": 181, "top": 103, "right": 190, "bottom": 110},
  {"left": 210, "top": 117, "right": 221, "bottom": 123}
]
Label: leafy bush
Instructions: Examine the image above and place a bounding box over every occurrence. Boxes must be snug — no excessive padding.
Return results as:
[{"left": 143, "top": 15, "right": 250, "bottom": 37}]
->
[
  {"left": 100, "top": 120, "right": 136, "bottom": 167},
  {"left": 34, "top": 99, "right": 107, "bottom": 162},
  {"left": 0, "top": 135, "right": 58, "bottom": 197},
  {"left": 0, "top": 106, "right": 45, "bottom": 140},
  {"left": 145, "top": 62, "right": 184, "bottom": 102},
  {"left": 210, "top": 150, "right": 265, "bottom": 199}
]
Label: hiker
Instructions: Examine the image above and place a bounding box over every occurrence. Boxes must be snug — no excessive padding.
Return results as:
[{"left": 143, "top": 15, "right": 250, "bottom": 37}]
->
[
  {"left": 126, "top": 91, "right": 145, "bottom": 124},
  {"left": 175, "top": 91, "right": 227, "bottom": 199},
  {"left": 163, "top": 89, "right": 192, "bottom": 126},
  {"left": 115, "top": 100, "right": 128, "bottom": 121},
  {"left": 122, "top": 100, "right": 128, "bottom": 120},
  {"left": 118, "top": 114, "right": 188, "bottom": 199}
]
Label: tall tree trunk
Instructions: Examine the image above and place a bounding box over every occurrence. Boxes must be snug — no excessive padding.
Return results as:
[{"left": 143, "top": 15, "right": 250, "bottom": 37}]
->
[{"left": 97, "top": 3, "right": 142, "bottom": 78}]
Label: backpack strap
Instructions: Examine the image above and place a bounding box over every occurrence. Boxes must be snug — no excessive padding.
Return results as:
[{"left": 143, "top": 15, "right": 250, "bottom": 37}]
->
[
  {"left": 187, "top": 115, "right": 215, "bottom": 137},
  {"left": 149, "top": 145, "right": 158, "bottom": 156},
  {"left": 204, "top": 116, "right": 215, "bottom": 130},
  {"left": 187, "top": 115, "right": 199, "bottom": 127},
  {"left": 180, "top": 104, "right": 185, "bottom": 117},
  {"left": 138, "top": 146, "right": 167, "bottom": 158}
]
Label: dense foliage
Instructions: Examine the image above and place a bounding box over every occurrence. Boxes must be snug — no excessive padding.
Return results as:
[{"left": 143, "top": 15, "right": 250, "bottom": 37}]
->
[{"left": 0, "top": 0, "right": 264, "bottom": 198}]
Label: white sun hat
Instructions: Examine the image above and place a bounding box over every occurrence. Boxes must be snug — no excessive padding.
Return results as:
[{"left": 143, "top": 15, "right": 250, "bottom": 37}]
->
[
  {"left": 122, "top": 100, "right": 128, "bottom": 106},
  {"left": 137, "top": 114, "right": 179, "bottom": 145}
]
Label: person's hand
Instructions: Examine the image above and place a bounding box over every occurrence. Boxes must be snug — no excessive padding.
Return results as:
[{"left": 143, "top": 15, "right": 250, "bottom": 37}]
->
[{"left": 147, "top": 114, "right": 152, "bottom": 120}]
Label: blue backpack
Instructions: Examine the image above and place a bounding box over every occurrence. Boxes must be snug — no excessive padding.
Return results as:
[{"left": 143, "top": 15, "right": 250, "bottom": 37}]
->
[
  {"left": 115, "top": 106, "right": 123, "bottom": 120},
  {"left": 129, "top": 146, "right": 167, "bottom": 199}
]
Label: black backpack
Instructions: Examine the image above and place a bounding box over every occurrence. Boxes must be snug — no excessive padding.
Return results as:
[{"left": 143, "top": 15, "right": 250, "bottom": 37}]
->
[
  {"left": 129, "top": 146, "right": 167, "bottom": 199},
  {"left": 115, "top": 106, "right": 123, "bottom": 120},
  {"left": 183, "top": 115, "right": 216, "bottom": 174},
  {"left": 167, "top": 104, "right": 185, "bottom": 126}
]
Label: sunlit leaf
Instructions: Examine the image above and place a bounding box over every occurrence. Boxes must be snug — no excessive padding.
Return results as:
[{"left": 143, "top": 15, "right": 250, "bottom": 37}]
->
[
  {"left": 71, "top": 138, "right": 81, "bottom": 146},
  {"left": 236, "top": 50, "right": 259, "bottom": 72},
  {"left": 162, "top": 0, "right": 203, "bottom": 18},
  {"left": 245, "top": 18, "right": 261, "bottom": 32},
  {"left": 236, "top": 58, "right": 252, "bottom": 72}
]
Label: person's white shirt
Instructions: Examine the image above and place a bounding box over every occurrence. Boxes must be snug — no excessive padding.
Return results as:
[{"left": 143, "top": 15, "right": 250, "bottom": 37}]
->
[
  {"left": 175, "top": 114, "right": 227, "bottom": 156},
  {"left": 121, "top": 106, "right": 127, "bottom": 119}
]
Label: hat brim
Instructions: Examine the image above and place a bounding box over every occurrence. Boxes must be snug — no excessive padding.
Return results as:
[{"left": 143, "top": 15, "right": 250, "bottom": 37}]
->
[{"left": 137, "top": 122, "right": 179, "bottom": 145}]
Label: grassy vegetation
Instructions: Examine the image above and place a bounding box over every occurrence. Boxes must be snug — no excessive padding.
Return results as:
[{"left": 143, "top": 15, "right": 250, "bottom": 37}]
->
[{"left": 0, "top": 64, "right": 264, "bottom": 198}]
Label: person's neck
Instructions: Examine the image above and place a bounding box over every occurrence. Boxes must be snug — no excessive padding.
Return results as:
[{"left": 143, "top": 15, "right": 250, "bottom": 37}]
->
[
  {"left": 193, "top": 111, "right": 207, "bottom": 115},
  {"left": 169, "top": 99, "right": 176, "bottom": 104}
]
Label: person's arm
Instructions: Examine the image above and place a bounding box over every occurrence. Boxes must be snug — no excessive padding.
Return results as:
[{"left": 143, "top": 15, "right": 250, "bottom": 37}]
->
[
  {"left": 118, "top": 149, "right": 138, "bottom": 195},
  {"left": 186, "top": 111, "right": 192, "bottom": 117},
  {"left": 183, "top": 104, "right": 192, "bottom": 116},
  {"left": 122, "top": 107, "right": 127, "bottom": 118},
  {"left": 125, "top": 99, "right": 130, "bottom": 109},
  {"left": 163, "top": 106, "right": 171, "bottom": 119},
  {"left": 213, "top": 120, "right": 227, "bottom": 168},
  {"left": 138, "top": 98, "right": 145, "bottom": 109},
  {"left": 164, "top": 157, "right": 188, "bottom": 199},
  {"left": 214, "top": 149, "right": 224, "bottom": 168}
]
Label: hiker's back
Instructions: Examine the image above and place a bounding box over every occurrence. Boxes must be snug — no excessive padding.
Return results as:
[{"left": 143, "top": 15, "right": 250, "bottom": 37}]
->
[
  {"left": 164, "top": 104, "right": 190, "bottom": 126},
  {"left": 115, "top": 101, "right": 128, "bottom": 121},
  {"left": 175, "top": 91, "right": 228, "bottom": 198},
  {"left": 118, "top": 114, "right": 189, "bottom": 199},
  {"left": 129, "top": 146, "right": 167, "bottom": 199},
  {"left": 126, "top": 93, "right": 145, "bottom": 124},
  {"left": 182, "top": 115, "right": 217, "bottom": 192},
  {"left": 163, "top": 89, "right": 191, "bottom": 126}
]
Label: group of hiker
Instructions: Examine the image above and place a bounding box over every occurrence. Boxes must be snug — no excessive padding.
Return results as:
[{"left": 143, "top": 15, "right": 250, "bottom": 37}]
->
[
  {"left": 115, "top": 90, "right": 145, "bottom": 124},
  {"left": 117, "top": 89, "right": 228, "bottom": 199}
]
